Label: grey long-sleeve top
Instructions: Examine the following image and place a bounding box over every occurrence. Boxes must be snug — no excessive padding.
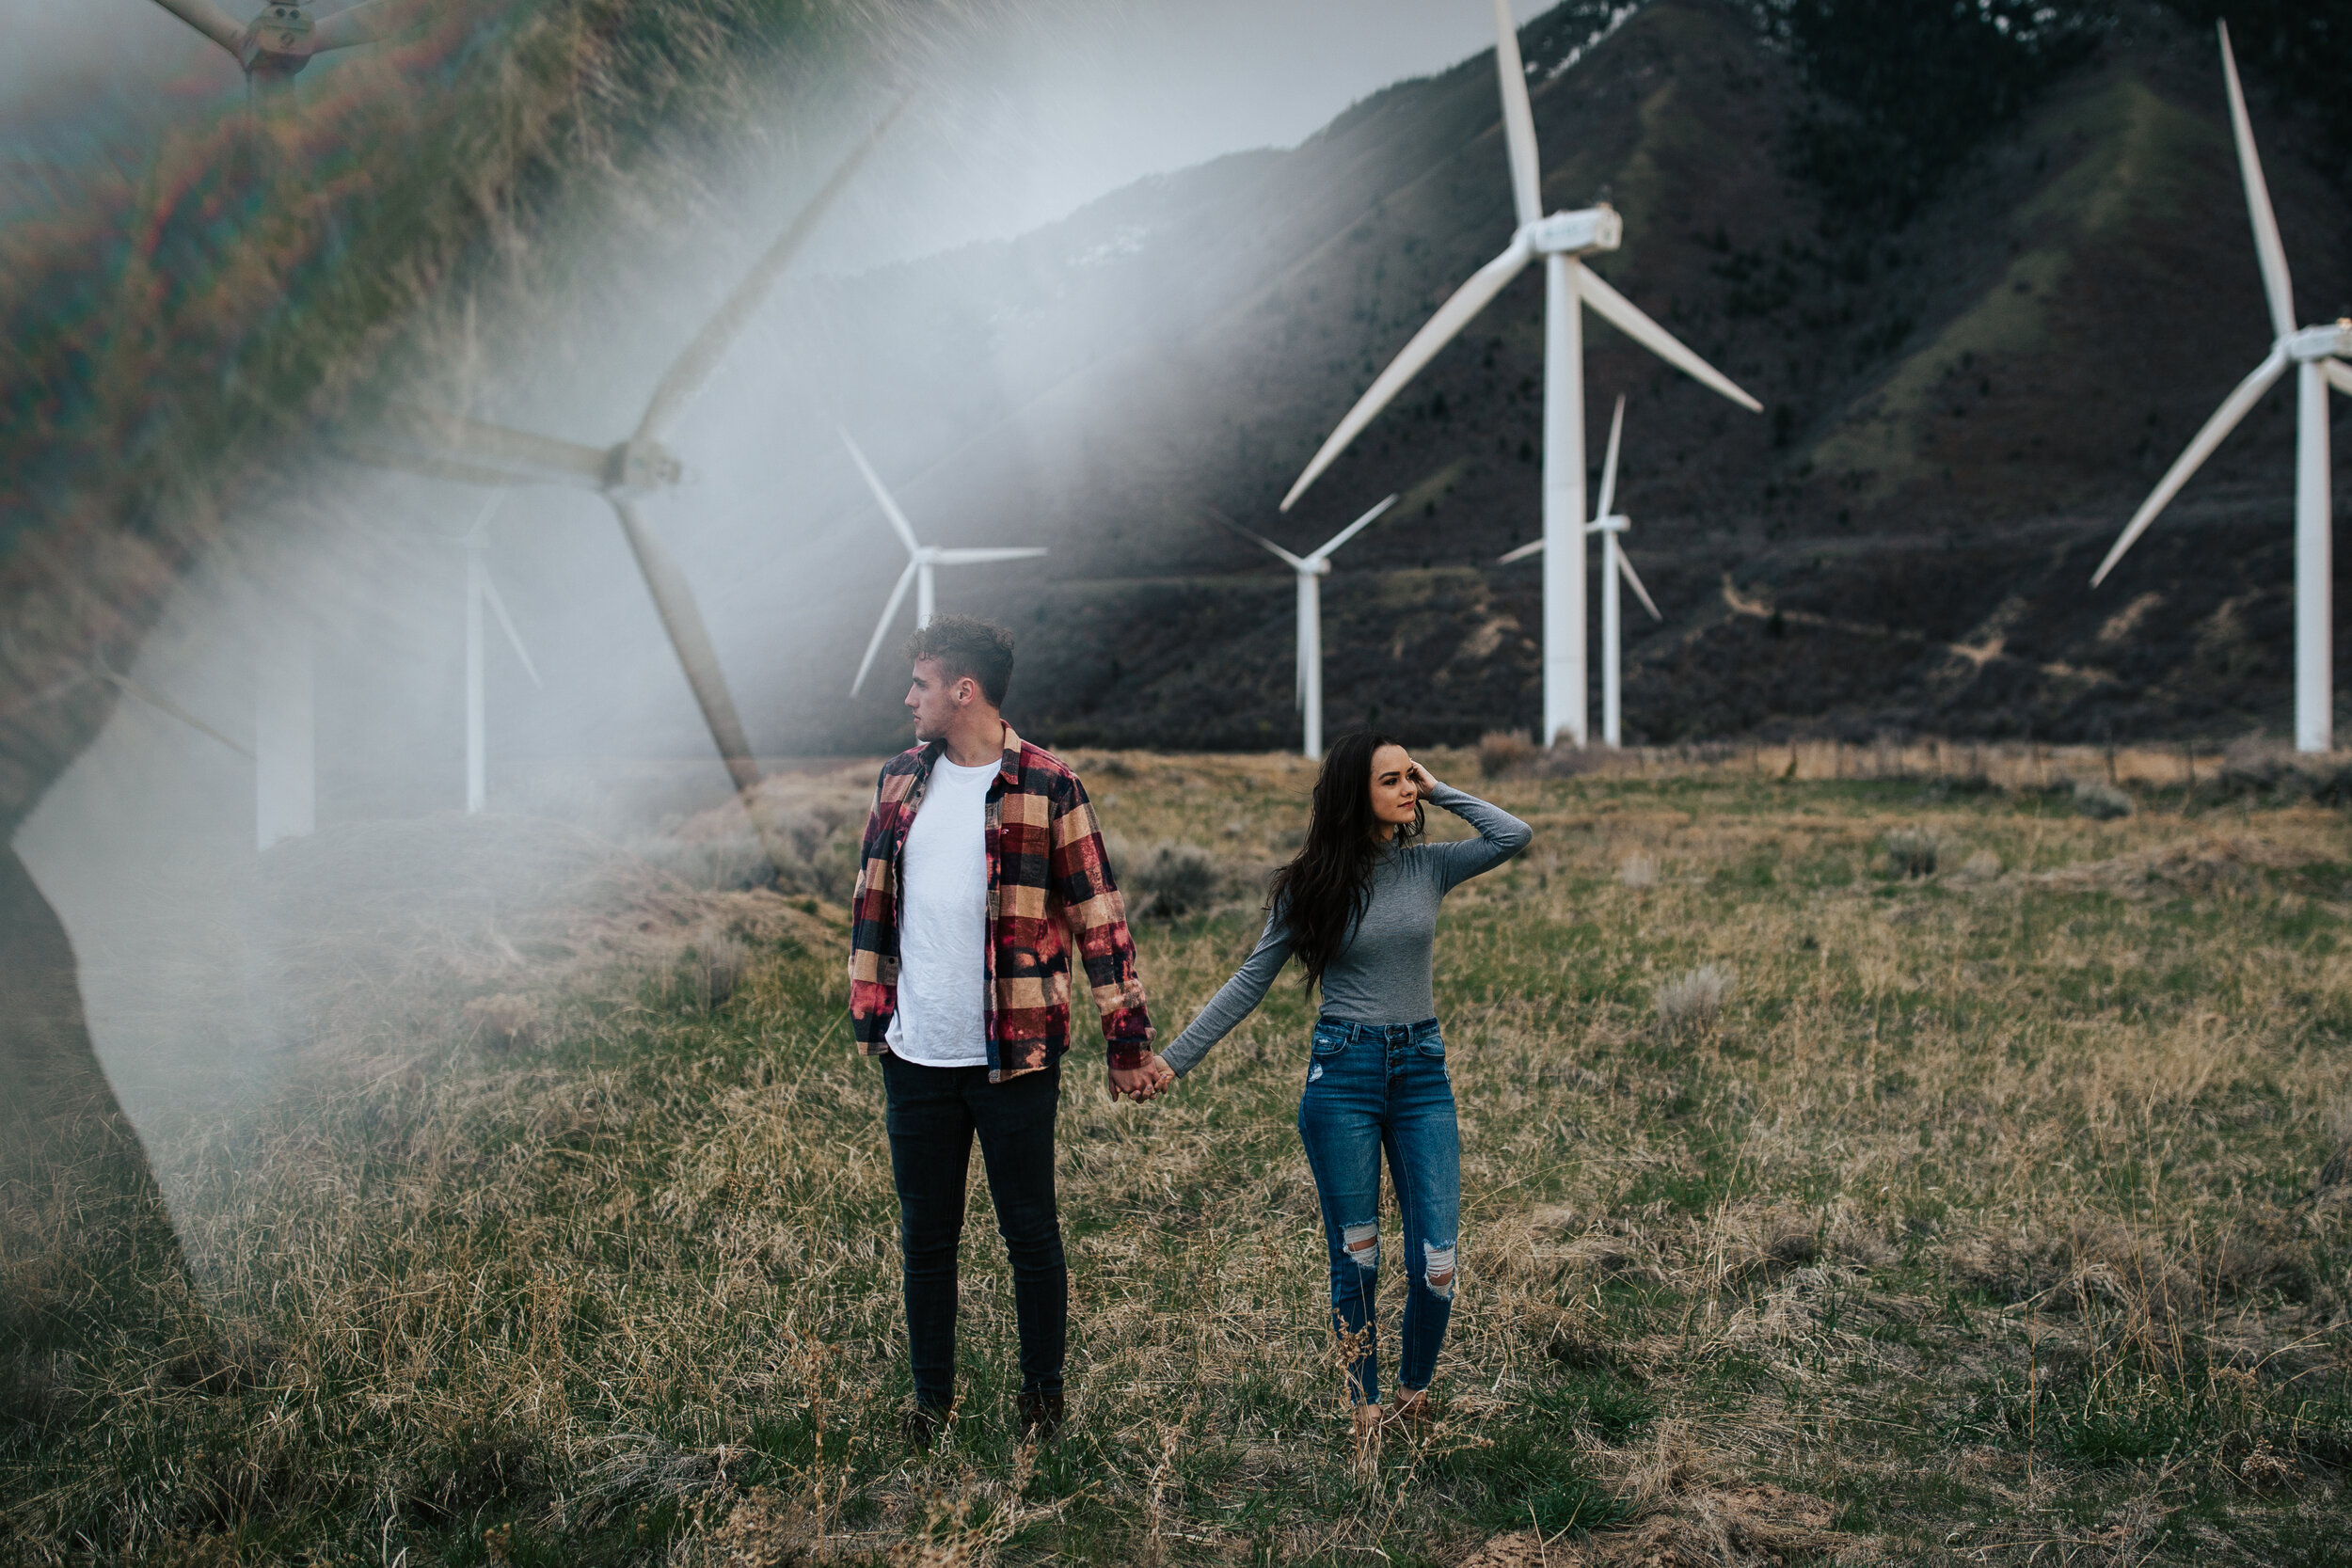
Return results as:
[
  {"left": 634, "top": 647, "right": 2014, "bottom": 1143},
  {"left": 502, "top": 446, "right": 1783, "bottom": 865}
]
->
[{"left": 1163, "top": 782, "right": 1532, "bottom": 1076}]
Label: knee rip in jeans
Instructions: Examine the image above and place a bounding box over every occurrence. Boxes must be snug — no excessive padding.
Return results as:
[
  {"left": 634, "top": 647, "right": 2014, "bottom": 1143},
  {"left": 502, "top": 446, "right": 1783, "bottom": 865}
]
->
[
  {"left": 1422, "top": 1239, "right": 1456, "bottom": 1298},
  {"left": 1342, "top": 1221, "right": 1378, "bottom": 1271}
]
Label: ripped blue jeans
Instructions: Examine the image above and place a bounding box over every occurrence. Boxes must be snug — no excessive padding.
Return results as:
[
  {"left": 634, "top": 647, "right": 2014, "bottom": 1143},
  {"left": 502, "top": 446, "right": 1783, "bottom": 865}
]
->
[{"left": 1296, "top": 1017, "right": 1460, "bottom": 1405}]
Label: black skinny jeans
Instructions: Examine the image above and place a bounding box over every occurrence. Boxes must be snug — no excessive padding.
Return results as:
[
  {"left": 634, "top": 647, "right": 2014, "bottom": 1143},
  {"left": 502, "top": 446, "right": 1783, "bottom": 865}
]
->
[{"left": 881, "top": 1054, "right": 1066, "bottom": 1406}]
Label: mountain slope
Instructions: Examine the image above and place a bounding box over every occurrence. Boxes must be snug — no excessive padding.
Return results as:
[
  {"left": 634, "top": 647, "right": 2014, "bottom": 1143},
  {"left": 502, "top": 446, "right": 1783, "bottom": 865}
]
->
[{"left": 759, "top": 0, "right": 2349, "bottom": 751}]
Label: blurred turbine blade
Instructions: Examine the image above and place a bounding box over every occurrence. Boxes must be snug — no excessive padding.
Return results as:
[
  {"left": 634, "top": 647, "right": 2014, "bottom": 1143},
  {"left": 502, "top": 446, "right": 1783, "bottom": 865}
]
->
[
  {"left": 2218, "top": 22, "right": 2296, "bottom": 341},
  {"left": 2325, "top": 358, "right": 2352, "bottom": 397},
  {"left": 634, "top": 98, "right": 908, "bottom": 444},
  {"left": 851, "top": 561, "right": 921, "bottom": 695},
  {"left": 1491, "top": 0, "right": 1544, "bottom": 228},
  {"left": 146, "top": 0, "right": 245, "bottom": 56},
  {"left": 604, "top": 493, "right": 762, "bottom": 797},
  {"left": 1618, "top": 548, "right": 1661, "bottom": 622},
  {"left": 1281, "top": 236, "right": 1534, "bottom": 511},
  {"left": 2092, "top": 347, "right": 2290, "bottom": 585},
  {"left": 480, "top": 572, "right": 543, "bottom": 689},
  {"left": 1309, "top": 494, "right": 1399, "bottom": 563},
  {"left": 1202, "top": 509, "right": 1308, "bottom": 571},
  {"left": 98, "top": 661, "right": 252, "bottom": 759},
  {"left": 465, "top": 489, "right": 507, "bottom": 543},
  {"left": 931, "top": 547, "right": 1049, "bottom": 563},
  {"left": 379, "top": 403, "right": 609, "bottom": 487},
  {"left": 1577, "top": 268, "right": 1763, "bottom": 413},
  {"left": 311, "top": 0, "right": 426, "bottom": 51},
  {"left": 333, "top": 440, "right": 542, "bottom": 489},
  {"left": 1595, "top": 394, "right": 1627, "bottom": 519},
  {"left": 1498, "top": 538, "right": 1544, "bottom": 563},
  {"left": 839, "top": 428, "right": 924, "bottom": 555}
]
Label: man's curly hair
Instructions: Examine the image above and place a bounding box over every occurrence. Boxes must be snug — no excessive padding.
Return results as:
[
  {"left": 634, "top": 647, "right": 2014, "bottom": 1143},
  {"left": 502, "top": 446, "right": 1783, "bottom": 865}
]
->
[{"left": 903, "top": 615, "right": 1015, "bottom": 707}]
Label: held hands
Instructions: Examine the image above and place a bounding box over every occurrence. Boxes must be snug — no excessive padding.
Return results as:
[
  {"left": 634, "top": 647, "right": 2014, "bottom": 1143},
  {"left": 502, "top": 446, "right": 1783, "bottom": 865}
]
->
[{"left": 1107, "top": 1053, "right": 1177, "bottom": 1103}]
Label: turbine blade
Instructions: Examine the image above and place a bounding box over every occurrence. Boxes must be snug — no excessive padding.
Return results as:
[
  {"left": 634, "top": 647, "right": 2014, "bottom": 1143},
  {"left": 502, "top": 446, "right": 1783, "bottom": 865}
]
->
[
  {"left": 1577, "top": 268, "right": 1763, "bottom": 413},
  {"left": 2091, "top": 347, "right": 2290, "bottom": 585},
  {"left": 332, "top": 439, "right": 544, "bottom": 489},
  {"left": 635, "top": 99, "right": 908, "bottom": 444},
  {"left": 1281, "top": 236, "right": 1534, "bottom": 511},
  {"left": 146, "top": 0, "right": 245, "bottom": 57},
  {"left": 604, "top": 494, "right": 762, "bottom": 796},
  {"left": 1618, "top": 549, "right": 1661, "bottom": 622},
  {"left": 851, "top": 560, "right": 921, "bottom": 695},
  {"left": 930, "top": 546, "right": 1049, "bottom": 563},
  {"left": 1202, "top": 509, "right": 1308, "bottom": 571},
  {"left": 376, "top": 403, "right": 609, "bottom": 487},
  {"left": 2218, "top": 22, "right": 2296, "bottom": 341},
  {"left": 480, "top": 571, "right": 544, "bottom": 689},
  {"left": 311, "top": 0, "right": 425, "bottom": 51},
  {"left": 465, "top": 489, "right": 507, "bottom": 545},
  {"left": 840, "top": 427, "right": 924, "bottom": 555},
  {"left": 1308, "top": 494, "right": 1400, "bottom": 562},
  {"left": 98, "top": 663, "right": 252, "bottom": 759},
  {"left": 1594, "top": 393, "right": 1627, "bottom": 520},
  {"left": 2325, "top": 358, "right": 2352, "bottom": 398},
  {"left": 1491, "top": 0, "right": 1544, "bottom": 228},
  {"left": 1498, "top": 538, "right": 1544, "bottom": 563}
]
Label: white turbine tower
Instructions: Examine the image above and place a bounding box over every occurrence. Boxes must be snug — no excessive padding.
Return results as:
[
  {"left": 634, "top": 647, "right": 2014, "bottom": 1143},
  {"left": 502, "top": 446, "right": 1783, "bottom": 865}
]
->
[
  {"left": 144, "top": 0, "right": 420, "bottom": 106},
  {"left": 1279, "top": 0, "right": 1758, "bottom": 749},
  {"left": 1209, "top": 495, "right": 1397, "bottom": 760},
  {"left": 349, "top": 103, "right": 904, "bottom": 832},
  {"left": 1500, "top": 395, "right": 1660, "bottom": 747},
  {"left": 453, "top": 495, "right": 543, "bottom": 814},
  {"left": 842, "top": 429, "right": 1048, "bottom": 696},
  {"left": 2089, "top": 23, "right": 2352, "bottom": 753}
]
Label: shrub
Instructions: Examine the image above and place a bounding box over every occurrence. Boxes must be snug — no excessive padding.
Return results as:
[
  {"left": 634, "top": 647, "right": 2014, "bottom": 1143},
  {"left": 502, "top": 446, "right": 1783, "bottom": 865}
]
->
[
  {"left": 1884, "top": 827, "right": 1948, "bottom": 878},
  {"left": 1656, "top": 964, "right": 1736, "bottom": 1035},
  {"left": 1120, "top": 840, "right": 1223, "bottom": 920},
  {"left": 1478, "top": 730, "right": 1536, "bottom": 779},
  {"left": 2074, "top": 780, "right": 2133, "bottom": 820}
]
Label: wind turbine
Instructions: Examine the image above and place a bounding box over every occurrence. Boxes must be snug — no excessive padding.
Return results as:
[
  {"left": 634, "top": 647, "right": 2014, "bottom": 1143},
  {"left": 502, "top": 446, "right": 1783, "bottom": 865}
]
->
[
  {"left": 842, "top": 429, "right": 1048, "bottom": 696},
  {"left": 2089, "top": 22, "right": 2352, "bottom": 753},
  {"left": 144, "top": 0, "right": 420, "bottom": 106},
  {"left": 1208, "top": 495, "right": 1397, "bottom": 760},
  {"left": 1499, "top": 396, "right": 1659, "bottom": 748},
  {"left": 346, "top": 102, "right": 904, "bottom": 857},
  {"left": 1279, "top": 0, "right": 1758, "bottom": 749},
  {"left": 453, "top": 495, "right": 543, "bottom": 814}
]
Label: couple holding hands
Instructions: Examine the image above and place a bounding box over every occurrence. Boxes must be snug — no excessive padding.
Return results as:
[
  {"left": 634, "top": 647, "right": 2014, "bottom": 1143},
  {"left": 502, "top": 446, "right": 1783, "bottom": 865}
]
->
[{"left": 846, "top": 617, "right": 1530, "bottom": 1448}]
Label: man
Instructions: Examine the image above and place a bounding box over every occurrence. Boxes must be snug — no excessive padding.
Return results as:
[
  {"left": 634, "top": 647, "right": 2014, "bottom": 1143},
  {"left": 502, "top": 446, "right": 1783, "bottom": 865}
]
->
[{"left": 847, "top": 615, "right": 1174, "bottom": 1448}]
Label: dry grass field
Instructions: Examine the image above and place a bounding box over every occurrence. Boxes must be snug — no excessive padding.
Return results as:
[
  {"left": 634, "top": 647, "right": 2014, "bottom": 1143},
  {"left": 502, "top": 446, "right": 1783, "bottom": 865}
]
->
[{"left": 7, "top": 747, "right": 2352, "bottom": 1565}]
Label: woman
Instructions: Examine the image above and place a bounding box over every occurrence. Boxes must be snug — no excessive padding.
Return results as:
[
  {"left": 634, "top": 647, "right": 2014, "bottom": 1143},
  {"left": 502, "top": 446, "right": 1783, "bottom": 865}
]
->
[{"left": 1156, "top": 732, "right": 1530, "bottom": 1436}]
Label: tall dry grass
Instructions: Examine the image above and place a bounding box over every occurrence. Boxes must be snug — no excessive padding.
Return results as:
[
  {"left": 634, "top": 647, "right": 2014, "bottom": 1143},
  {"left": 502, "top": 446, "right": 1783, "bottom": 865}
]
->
[{"left": 6, "top": 754, "right": 2350, "bottom": 1564}]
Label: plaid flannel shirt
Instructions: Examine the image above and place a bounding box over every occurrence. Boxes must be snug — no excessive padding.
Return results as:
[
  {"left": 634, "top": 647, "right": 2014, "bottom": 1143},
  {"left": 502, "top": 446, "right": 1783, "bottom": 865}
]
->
[{"left": 848, "top": 723, "right": 1152, "bottom": 1081}]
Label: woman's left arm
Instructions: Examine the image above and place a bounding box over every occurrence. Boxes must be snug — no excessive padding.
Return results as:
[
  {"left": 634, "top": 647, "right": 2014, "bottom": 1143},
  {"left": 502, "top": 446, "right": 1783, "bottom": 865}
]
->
[{"left": 1412, "top": 765, "right": 1533, "bottom": 892}]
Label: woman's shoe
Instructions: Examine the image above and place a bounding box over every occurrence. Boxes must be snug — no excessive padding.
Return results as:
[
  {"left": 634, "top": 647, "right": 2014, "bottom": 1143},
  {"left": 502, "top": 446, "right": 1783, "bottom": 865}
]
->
[
  {"left": 1386, "top": 1389, "right": 1436, "bottom": 1433},
  {"left": 1351, "top": 1402, "right": 1384, "bottom": 1449}
]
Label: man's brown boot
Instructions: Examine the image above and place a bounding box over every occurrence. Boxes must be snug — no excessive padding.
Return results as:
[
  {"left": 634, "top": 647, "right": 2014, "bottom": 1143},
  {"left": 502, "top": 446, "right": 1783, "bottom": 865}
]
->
[
  {"left": 900, "top": 1401, "right": 949, "bottom": 1452},
  {"left": 1015, "top": 1390, "right": 1065, "bottom": 1443}
]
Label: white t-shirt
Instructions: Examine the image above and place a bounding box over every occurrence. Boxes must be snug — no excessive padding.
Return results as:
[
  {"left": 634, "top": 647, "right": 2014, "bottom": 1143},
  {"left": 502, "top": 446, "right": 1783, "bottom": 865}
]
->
[{"left": 885, "top": 755, "right": 997, "bottom": 1067}]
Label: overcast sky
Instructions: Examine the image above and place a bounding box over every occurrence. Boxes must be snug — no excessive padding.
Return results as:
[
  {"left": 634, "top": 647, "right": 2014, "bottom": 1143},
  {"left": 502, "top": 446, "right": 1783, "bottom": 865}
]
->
[{"left": 4, "top": 0, "right": 1553, "bottom": 263}]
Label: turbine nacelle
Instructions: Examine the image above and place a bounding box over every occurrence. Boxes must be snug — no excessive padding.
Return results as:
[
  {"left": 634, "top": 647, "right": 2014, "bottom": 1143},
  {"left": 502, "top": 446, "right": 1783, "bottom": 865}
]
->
[
  {"left": 1523, "top": 205, "right": 1621, "bottom": 258},
  {"left": 603, "top": 436, "right": 683, "bottom": 493},
  {"left": 2285, "top": 322, "right": 2352, "bottom": 362},
  {"left": 239, "top": 0, "right": 316, "bottom": 74},
  {"left": 1586, "top": 515, "right": 1629, "bottom": 534}
]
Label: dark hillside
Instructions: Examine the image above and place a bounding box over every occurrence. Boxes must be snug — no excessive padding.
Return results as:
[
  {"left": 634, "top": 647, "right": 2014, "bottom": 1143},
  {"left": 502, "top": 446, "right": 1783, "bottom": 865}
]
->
[{"left": 758, "top": 0, "right": 2350, "bottom": 752}]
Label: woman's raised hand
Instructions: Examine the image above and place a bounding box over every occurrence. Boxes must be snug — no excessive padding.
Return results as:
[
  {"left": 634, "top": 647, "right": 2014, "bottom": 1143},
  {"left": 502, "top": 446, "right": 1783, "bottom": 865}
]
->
[{"left": 1405, "top": 758, "right": 1442, "bottom": 800}]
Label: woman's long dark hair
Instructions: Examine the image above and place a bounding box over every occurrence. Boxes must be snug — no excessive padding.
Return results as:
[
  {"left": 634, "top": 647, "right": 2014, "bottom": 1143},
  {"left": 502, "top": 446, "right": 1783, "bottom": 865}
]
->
[{"left": 1269, "top": 731, "right": 1423, "bottom": 990}]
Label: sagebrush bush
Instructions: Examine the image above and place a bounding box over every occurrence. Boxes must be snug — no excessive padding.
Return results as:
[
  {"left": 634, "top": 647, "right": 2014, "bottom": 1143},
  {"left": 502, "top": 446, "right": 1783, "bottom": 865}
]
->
[
  {"left": 2074, "top": 780, "right": 2134, "bottom": 820},
  {"left": 1479, "top": 730, "right": 1536, "bottom": 779},
  {"left": 1655, "top": 963, "right": 1736, "bottom": 1033},
  {"left": 1120, "top": 839, "right": 1224, "bottom": 919},
  {"left": 1884, "top": 826, "right": 1948, "bottom": 878}
]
